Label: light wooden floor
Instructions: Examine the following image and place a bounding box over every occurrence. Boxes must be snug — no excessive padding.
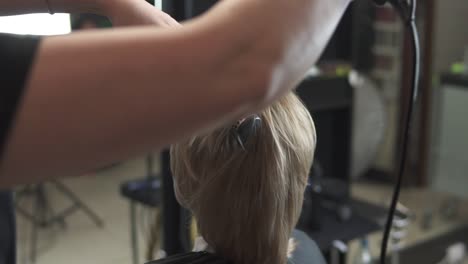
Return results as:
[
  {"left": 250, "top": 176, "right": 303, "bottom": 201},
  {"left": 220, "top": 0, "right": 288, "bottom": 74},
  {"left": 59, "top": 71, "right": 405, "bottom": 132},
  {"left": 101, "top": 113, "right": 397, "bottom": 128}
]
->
[{"left": 15, "top": 156, "right": 157, "bottom": 264}]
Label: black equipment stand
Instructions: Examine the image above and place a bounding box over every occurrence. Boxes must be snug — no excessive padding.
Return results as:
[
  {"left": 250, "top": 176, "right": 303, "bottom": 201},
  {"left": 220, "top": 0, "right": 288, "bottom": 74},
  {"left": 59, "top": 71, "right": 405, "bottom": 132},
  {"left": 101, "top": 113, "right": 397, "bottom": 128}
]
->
[{"left": 15, "top": 180, "right": 103, "bottom": 262}]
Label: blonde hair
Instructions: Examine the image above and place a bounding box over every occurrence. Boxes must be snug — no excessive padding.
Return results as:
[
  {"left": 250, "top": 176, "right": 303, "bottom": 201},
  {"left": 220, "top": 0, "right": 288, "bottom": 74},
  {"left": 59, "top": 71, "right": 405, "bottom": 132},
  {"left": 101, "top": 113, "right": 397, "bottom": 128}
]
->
[{"left": 170, "top": 92, "right": 316, "bottom": 264}]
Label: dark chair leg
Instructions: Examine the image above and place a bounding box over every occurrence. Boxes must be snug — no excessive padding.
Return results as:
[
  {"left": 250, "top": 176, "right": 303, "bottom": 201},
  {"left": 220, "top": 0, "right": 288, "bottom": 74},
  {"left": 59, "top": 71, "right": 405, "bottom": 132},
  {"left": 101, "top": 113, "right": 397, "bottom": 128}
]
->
[
  {"left": 30, "top": 186, "right": 42, "bottom": 263},
  {"left": 130, "top": 202, "right": 139, "bottom": 264}
]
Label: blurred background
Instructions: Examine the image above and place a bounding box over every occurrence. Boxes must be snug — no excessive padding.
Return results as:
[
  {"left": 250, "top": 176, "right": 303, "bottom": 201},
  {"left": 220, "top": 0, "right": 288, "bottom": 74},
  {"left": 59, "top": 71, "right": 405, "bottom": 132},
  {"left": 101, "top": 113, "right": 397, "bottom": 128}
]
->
[{"left": 1, "top": 0, "right": 467, "bottom": 263}]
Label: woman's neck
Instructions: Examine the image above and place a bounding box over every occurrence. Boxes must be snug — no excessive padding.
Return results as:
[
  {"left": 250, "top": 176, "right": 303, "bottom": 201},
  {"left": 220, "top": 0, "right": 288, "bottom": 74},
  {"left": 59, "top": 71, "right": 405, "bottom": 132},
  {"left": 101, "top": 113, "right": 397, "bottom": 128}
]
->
[
  {"left": 192, "top": 236, "right": 296, "bottom": 259},
  {"left": 192, "top": 236, "right": 215, "bottom": 253}
]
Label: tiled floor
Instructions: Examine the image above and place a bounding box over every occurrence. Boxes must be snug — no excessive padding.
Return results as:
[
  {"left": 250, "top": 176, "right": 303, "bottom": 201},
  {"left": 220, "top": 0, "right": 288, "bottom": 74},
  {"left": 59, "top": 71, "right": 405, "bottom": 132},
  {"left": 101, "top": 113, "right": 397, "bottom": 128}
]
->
[{"left": 15, "top": 156, "right": 159, "bottom": 264}]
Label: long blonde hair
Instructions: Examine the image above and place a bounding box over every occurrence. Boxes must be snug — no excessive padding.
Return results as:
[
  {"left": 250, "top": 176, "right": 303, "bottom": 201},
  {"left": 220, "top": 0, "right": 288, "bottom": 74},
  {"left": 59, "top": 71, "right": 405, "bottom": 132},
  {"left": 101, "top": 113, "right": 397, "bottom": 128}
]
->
[{"left": 170, "top": 92, "right": 316, "bottom": 264}]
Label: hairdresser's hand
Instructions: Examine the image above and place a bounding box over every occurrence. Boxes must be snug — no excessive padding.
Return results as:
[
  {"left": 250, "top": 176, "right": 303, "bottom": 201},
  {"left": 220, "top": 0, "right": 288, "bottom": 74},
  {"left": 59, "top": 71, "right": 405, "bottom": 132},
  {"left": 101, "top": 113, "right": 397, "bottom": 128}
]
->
[{"left": 104, "top": 0, "right": 180, "bottom": 27}]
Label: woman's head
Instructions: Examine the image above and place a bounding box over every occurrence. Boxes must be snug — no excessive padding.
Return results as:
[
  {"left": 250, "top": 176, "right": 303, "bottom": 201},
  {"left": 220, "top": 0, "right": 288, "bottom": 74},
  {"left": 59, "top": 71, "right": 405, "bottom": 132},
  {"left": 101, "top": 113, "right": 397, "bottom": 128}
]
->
[{"left": 170, "top": 92, "right": 316, "bottom": 264}]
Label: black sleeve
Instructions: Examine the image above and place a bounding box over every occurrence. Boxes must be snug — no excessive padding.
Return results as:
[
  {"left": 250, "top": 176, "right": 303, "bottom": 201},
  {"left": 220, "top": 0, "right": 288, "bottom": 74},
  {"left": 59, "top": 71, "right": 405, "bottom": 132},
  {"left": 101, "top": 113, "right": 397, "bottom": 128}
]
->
[
  {"left": 0, "top": 33, "right": 41, "bottom": 264},
  {"left": 0, "top": 33, "right": 41, "bottom": 160}
]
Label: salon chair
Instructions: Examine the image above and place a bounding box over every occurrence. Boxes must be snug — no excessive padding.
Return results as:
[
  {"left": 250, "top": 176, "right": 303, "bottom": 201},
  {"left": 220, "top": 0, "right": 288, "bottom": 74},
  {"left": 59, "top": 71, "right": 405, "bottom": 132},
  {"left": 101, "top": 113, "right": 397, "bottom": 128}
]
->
[{"left": 146, "top": 229, "right": 326, "bottom": 264}]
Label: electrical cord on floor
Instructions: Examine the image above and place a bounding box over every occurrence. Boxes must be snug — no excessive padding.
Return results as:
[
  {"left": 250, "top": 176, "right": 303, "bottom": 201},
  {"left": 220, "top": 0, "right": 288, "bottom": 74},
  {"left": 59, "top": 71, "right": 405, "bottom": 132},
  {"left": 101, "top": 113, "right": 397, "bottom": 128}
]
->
[{"left": 378, "top": 0, "right": 420, "bottom": 263}]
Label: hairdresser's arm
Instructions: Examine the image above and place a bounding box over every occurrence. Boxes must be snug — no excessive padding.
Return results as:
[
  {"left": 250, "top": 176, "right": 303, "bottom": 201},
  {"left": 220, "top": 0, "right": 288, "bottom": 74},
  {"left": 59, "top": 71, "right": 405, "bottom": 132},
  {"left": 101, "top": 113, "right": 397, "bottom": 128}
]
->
[
  {"left": 0, "top": 0, "right": 179, "bottom": 27},
  {"left": 0, "top": 0, "right": 351, "bottom": 187}
]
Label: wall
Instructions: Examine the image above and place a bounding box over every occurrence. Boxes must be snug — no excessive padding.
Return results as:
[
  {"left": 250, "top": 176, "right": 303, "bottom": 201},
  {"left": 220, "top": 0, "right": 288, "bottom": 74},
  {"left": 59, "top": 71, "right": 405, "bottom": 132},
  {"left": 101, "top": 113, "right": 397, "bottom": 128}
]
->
[
  {"left": 371, "top": 6, "right": 403, "bottom": 173},
  {"left": 432, "top": 0, "right": 468, "bottom": 73},
  {"left": 430, "top": 83, "right": 468, "bottom": 198},
  {"left": 155, "top": 0, "right": 162, "bottom": 9},
  {"left": 429, "top": 0, "right": 468, "bottom": 197}
]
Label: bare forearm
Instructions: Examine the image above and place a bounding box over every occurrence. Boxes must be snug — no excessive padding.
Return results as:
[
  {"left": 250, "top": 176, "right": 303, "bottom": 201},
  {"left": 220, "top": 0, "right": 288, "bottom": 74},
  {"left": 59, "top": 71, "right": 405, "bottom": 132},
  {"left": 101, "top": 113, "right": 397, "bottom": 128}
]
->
[
  {"left": 217, "top": 0, "right": 352, "bottom": 100},
  {"left": 0, "top": 26, "right": 262, "bottom": 186},
  {"left": 184, "top": 0, "right": 351, "bottom": 102},
  {"left": 0, "top": 0, "right": 351, "bottom": 187}
]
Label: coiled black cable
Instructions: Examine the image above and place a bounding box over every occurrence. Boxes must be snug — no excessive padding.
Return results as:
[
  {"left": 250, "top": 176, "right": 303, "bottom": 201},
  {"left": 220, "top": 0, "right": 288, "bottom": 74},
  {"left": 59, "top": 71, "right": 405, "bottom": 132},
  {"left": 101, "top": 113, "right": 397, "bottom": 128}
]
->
[{"left": 379, "top": 0, "right": 420, "bottom": 263}]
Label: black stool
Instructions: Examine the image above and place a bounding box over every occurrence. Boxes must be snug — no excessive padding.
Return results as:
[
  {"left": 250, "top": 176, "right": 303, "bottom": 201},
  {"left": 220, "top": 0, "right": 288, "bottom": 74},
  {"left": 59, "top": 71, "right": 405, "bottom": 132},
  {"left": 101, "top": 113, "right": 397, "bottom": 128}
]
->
[
  {"left": 120, "top": 154, "right": 162, "bottom": 264},
  {"left": 121, "top": 176, "right": 161, "bottom": 264}
]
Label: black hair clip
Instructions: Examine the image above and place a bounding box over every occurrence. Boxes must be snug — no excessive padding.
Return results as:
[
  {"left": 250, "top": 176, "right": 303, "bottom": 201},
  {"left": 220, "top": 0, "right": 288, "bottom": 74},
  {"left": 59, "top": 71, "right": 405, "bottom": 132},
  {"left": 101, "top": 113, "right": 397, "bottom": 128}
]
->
[{"left": 232, "top": 115, "right": 262, "bottom": 150}]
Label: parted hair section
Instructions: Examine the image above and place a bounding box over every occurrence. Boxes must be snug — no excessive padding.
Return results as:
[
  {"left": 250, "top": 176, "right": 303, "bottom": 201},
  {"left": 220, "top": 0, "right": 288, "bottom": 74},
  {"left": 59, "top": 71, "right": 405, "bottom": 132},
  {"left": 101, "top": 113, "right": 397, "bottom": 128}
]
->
[{"left": 170, "top": 92, "right": 316, "bottom": 264}]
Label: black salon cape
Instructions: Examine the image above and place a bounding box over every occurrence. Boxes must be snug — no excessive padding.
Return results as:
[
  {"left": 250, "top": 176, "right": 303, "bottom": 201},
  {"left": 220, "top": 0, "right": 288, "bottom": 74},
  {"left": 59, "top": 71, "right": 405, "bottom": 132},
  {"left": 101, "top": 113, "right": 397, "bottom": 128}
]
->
[
  {"left": 146, "top": 252, "right": 299, "bottom": 264},
  {"left": 0, "top": 33, "right": 41, "bottom": 264},
  {"left": 147, "top": 252, "right": 231, "bottom": 264},
  {"left": 146, "top": 252, "right": 302, "bottom": 264},
  {"left": 147, "top": 229, "right": 326, "bottom": 264}
]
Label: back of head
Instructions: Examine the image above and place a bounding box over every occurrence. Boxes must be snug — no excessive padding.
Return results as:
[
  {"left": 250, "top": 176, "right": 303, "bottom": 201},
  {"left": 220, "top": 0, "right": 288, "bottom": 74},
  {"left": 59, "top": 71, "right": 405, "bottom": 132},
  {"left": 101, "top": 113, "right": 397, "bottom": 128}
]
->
[{"left": 171, "top": 93, "right": 316, "bottom": 264}]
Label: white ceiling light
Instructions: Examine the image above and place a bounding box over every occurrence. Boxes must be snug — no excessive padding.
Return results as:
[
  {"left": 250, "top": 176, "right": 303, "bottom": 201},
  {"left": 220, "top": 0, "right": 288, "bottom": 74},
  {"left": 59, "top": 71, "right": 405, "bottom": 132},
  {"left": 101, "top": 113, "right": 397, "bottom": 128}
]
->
[{"left": 0, "top": 13, "right": 71, "bottom": 35}]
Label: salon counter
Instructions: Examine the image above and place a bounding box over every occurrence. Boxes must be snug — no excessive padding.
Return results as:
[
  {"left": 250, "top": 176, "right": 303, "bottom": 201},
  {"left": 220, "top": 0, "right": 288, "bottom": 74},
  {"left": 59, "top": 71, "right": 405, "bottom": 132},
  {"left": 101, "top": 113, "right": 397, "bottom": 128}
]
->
[{"left": 347, "top": 181, "right": 468, "bottom": 264}]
